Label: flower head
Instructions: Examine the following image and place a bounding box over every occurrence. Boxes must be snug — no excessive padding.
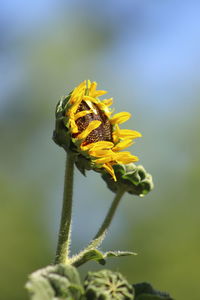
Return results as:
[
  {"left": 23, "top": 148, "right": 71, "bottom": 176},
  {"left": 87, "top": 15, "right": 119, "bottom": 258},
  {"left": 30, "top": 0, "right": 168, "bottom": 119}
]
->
[
  {"left": 54, "top": 80, "right": 141, "bottom": 181},
  {"left": 102, "top": 163, "right": 154, "bottom": 197}
]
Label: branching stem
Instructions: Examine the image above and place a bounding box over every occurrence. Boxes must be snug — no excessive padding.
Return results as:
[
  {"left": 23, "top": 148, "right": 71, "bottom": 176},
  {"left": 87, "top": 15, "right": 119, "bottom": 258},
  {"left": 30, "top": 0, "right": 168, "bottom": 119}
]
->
[{"left": 93, "top": 187, "right": 125, "bottom": 241}]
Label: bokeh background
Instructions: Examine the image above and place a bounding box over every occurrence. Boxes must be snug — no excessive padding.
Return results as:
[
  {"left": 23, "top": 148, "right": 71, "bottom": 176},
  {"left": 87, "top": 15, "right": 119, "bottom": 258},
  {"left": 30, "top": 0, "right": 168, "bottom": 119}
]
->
[{"left": 1, "top": 1, "right": 200, "bottom": 299}]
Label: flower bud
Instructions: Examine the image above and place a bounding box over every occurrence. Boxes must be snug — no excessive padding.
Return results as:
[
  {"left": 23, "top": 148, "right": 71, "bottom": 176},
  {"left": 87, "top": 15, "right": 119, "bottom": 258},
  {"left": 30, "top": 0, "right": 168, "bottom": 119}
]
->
[
  {"left": 102, "top": 163, "right": 154, "bottom": 197},
  {"left": 26, "top": 264, "right": 83, "bottom": 300},
  {"left": 84, "top": 269, "right": 133, "bottom": 300}
]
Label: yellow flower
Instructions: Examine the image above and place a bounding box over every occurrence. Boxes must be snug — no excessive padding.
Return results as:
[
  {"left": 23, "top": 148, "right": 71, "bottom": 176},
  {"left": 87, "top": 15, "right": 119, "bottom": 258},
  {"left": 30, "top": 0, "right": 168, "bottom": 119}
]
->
[{"left": 65, "top": 80, "right": 141, "bottom": 181}]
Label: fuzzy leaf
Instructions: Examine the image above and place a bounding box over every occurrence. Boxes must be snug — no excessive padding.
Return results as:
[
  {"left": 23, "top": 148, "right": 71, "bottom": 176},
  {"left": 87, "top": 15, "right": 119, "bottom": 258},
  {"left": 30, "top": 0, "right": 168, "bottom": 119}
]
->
[
  {"left": 98, "top": 251, "right": 137, "bottom": 265},
  {"left": 72, "top": 249, "right": 105, "bottom": 267},
  {"left": 104, "top": 250, "right": 137, "bottom": 259},
  {"left": 73, "top": 249, "right": 136, "bottom": 267}
]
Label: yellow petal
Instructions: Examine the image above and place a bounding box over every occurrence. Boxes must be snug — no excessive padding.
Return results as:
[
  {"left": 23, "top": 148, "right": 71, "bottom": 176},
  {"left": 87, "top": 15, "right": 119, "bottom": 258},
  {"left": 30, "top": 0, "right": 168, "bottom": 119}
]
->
[
  {"left": 74, "top": 109, "right": 92, "bottom": 120},
  {"left": 70, "top": 81, "right": 86, "bottom": 103},
  {"left": 70, "top": 118, "right": 79, "bottom": 134},
  {"left": 69, "top": 97, "right": 83, "bottom": 114},
  {"left": 112, "top": 124, "right": 120, "bottom": 143},
  {"left": 76, "top": 120, "right": 101, "bottom": 140},
  {"left": 116, "top": 129, "right": 142, "bottom": 139},
  {"left": 89, "top": 141, "right": 114, "bottom": 150},
  {"left": 103, "top": 163, "right": 116, "bottom": 181},
  {"left": 84, "top": 101, "right": 99, "bottom": 114},
  {"left": 89, "top": 81, "right": 97, "bottom": 96},
  {"left": 112, "top": 139, "right": 133, "bottom": 152},
  {"left": 93, "top": 90, "right": 107, "bottom": 97},
  {"left": 104, "top": 110, "right": 112, "bottom": 118},
  {"left": 81, "top": 141, "right": 114, "bottom": 151},
  {"left": 102, "top": 98, "right": 113, "bottom": 106},
  {"left": 110, "top": 112, "right": 131, "bottom": 124},
  {"left": 96, "top": 102, "right": 107, "bottom": 111},
  {"left": 87, "top": 79, "right": 91, "bottom": 88},
  {"left": 83, "top": 95, "right": 99, "bottom": 104},
  {"left": 113, "top": 135, "right": 119, "bottom": 144},
  {"left": 89, "top": 149, "right": 113, "bottom": 158},
  {"left": 77, "top": 80, "right": 86, "bottom": 89},
  {"left": 114, "top": 152, "right": 138, "bottom": 164},
  {"left": 94, "top": 156, "right": 113, "bottom": 164},
  {"left": 96, "top": 103, "right": 112, "bottom": 118}
]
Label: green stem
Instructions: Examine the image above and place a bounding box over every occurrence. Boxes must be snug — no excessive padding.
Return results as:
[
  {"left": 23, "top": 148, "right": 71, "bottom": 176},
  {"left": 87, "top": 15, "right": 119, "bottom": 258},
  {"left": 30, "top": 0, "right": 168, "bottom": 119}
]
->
[
  {"left": 55, "top": 152, "right": 75, "bottom": 264},
  {"left": 93, "top": 187, "right": 125, "bottom": 241}
]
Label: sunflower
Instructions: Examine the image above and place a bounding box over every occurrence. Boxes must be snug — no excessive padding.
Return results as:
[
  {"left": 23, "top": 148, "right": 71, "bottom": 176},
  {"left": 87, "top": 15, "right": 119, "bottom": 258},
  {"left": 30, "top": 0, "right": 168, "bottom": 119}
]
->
[{"left": 63, "top": 80, "right": 141, "bottom": 181}]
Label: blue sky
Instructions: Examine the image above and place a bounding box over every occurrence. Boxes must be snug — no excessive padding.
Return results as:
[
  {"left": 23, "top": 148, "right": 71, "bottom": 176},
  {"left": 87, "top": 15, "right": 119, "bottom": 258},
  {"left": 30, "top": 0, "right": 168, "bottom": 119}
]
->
[{"left": 1, "top": 0, "right": 200, "bottom": 120}]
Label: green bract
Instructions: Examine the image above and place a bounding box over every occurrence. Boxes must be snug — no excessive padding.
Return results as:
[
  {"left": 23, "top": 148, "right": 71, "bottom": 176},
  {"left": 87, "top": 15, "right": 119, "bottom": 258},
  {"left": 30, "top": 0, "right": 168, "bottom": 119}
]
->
[
  {"left": 84, "top": 269, "right": 134, "bottom": 300},
  {"left": 53, "top": 95, "right": 73, "bottom": 152}
]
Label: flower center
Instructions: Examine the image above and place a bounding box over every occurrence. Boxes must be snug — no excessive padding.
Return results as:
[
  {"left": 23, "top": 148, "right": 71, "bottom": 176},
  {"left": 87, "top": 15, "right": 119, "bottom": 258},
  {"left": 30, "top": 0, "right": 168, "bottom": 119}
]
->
[{"left": 74, "top": 100, "right": 113, "bottom": 145}]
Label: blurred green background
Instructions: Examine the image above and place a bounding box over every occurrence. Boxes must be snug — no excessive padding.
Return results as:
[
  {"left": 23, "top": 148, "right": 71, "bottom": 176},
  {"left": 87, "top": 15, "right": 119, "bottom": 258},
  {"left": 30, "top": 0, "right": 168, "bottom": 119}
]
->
[{"left": 1, "top": 1, "right": 200, "bottom": 299}]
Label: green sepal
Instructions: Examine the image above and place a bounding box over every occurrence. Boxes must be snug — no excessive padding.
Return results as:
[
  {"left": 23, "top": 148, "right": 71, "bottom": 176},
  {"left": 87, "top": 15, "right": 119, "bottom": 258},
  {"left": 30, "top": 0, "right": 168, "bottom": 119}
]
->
[
  {"left": 26, "top": 264, "right": 84, "bottom": 300},
  {"left": 102, "top": 163, "right": 154, "bottom": 197},
  {"left": 133, "top": 283, "right": 174, "bottom": 300},
  {"left": 72, "top": 249, "right": 136, "bottom": 267},
  {"left": 53, "top": 95, "right": 73, "bottom": 152},
  {"left": 75, "top": 155, "right": 94, "bottom": 176}
]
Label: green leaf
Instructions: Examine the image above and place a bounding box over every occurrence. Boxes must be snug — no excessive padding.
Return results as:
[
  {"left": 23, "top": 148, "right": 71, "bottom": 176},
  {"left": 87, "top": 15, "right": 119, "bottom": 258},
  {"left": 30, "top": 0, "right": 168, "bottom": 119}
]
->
[
  {"left": 133, "top": 283, "right": 174, "bottom": 300},
  {"left": 104, "top": 250, "right": 137, "bottom": 258},
  {"left": 99, "top": 250, "right": 137, "bottom": 265},
  {"left": 72, "top": 249, "right": 136, "bottom": 267},
  {"left": 72, "top": 249, "right": 105, "bottom": 267}
]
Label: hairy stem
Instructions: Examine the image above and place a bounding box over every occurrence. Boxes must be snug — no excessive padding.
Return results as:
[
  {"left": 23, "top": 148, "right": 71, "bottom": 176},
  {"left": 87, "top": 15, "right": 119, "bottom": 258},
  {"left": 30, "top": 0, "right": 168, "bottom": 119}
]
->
[{"left": 55, "top": 152, "right": 75, "bottom": 264}]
